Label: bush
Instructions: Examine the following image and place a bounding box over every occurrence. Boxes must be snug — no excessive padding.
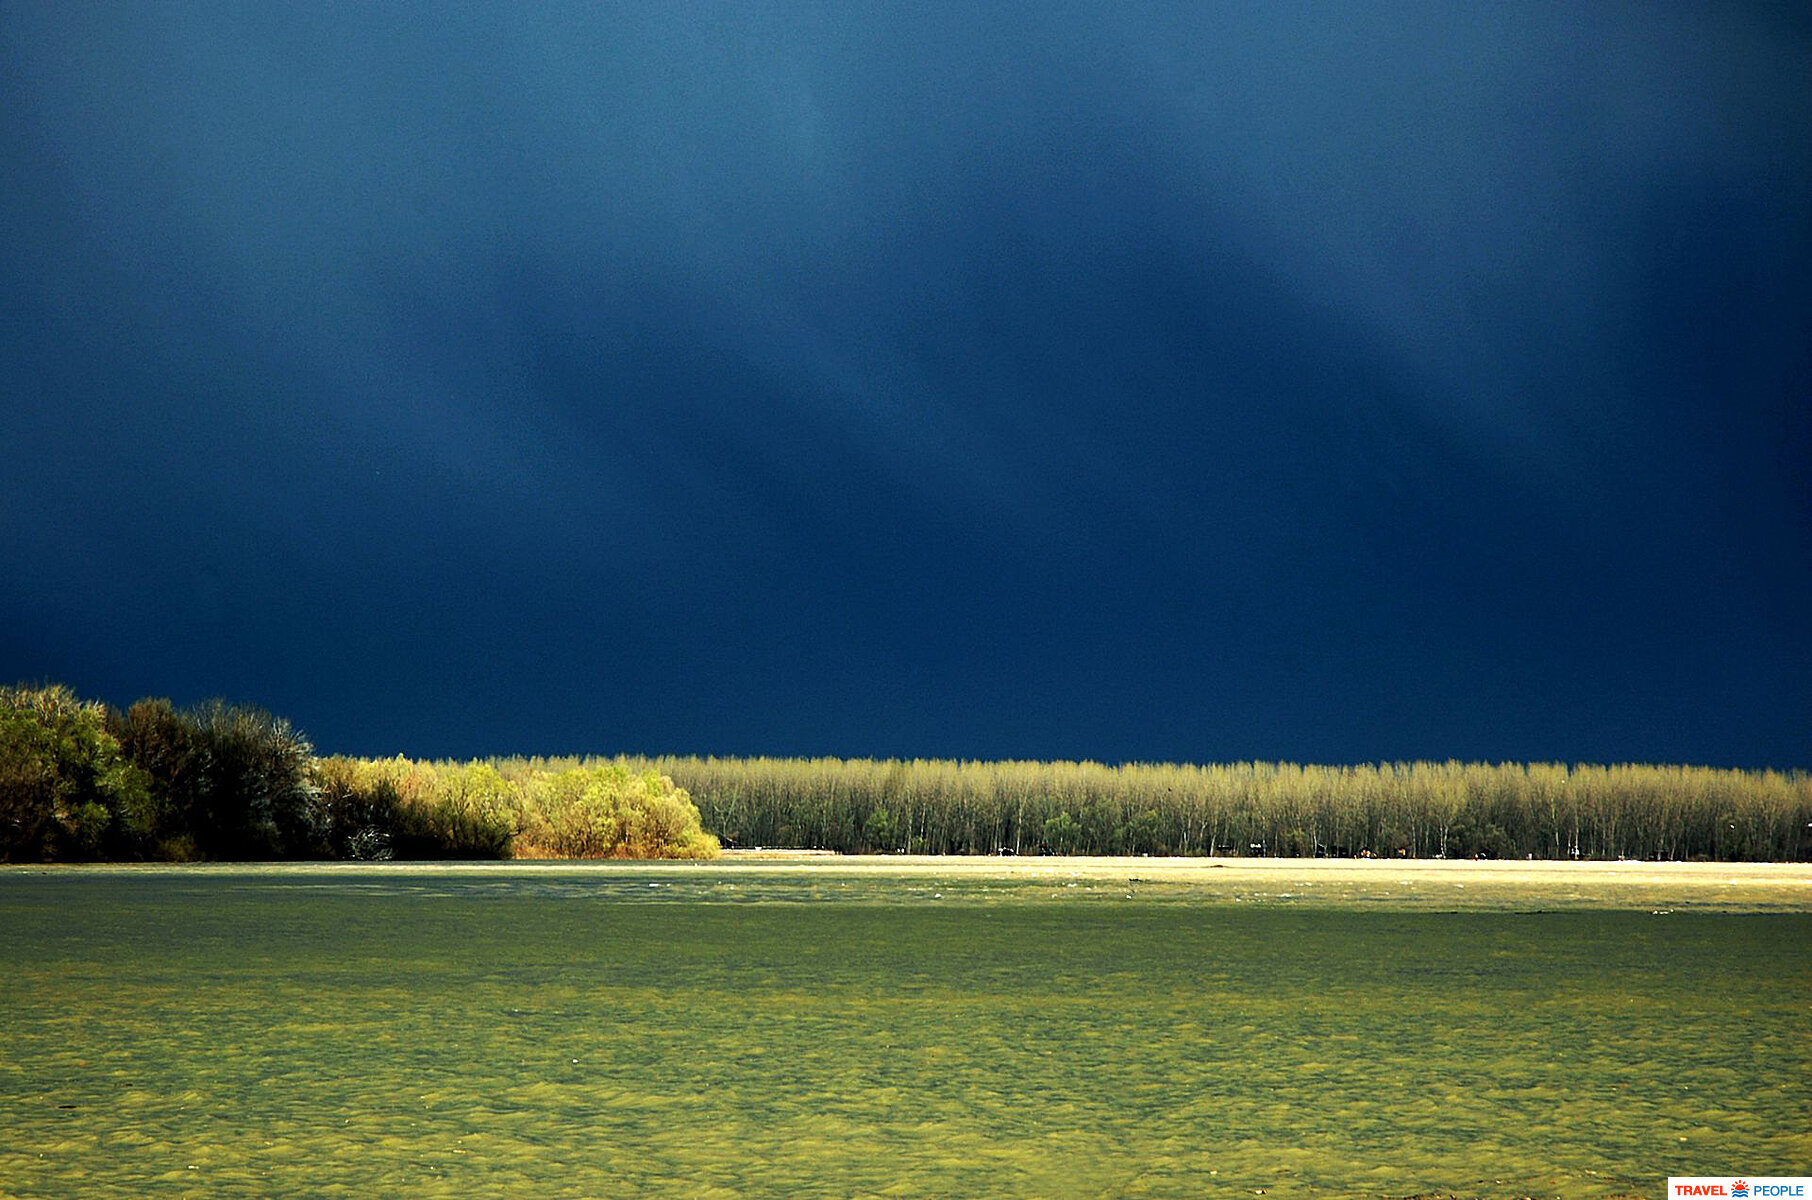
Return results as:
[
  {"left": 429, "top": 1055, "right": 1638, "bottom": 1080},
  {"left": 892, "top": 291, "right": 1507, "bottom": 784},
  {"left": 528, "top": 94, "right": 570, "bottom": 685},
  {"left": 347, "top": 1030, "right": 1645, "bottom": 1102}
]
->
[
  {"left": 520, "top": 764, "right": 720, "bottom": 859},
  {"left": 0, "top": 684, "right": 156, "bottom": 860},
  {"left": 1043, "top": 810, "right": 1082, "bottom": 854},
  {"left": 183, "top": 700, "right": 319, "bottom": 859},
  {"left": 311, "top": 757, "right": 515, "bottom": 860},
  {"left": 392, "top": 761, "right": 516, "bottom": 859},
  {"left": 109, "top": 697, "right": 206, "bottom": 857},
  {"left": 1115, "top": 809, "right": 1167, "bottom": 855},
  {"left": 313, "top": 756, "right": 403, "bottom": 860},
  {"left": 863, "top": 805, "right": 901, "bottom": 853}
]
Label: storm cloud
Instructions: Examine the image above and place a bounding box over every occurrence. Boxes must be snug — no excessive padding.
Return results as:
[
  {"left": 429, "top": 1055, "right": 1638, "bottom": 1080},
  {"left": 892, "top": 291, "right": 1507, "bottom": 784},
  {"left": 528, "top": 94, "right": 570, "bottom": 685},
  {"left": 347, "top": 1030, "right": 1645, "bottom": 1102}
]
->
[{"left": 3, "top": 2, "right": 1808, "bottom": 764}]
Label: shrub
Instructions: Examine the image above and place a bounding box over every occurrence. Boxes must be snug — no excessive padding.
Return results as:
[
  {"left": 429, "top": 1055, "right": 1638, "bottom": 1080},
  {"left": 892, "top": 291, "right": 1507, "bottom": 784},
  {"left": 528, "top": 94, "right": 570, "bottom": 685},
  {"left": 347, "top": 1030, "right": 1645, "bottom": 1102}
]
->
[
  {"left": 0, "top": 684, "right": 156, "bottom": 860},
  {"left": 312, "top": 757, "right": 516, "bottom": 860},
  {"left": 184, "top": 700, "right": 320, "bottom": 859},
  {"left": 520, "top": 764, "right": 719, "bottom": 859},
  {"left": 109, "top": 697, "right": 206, "bottom": 857},
  {"left": 392, "top": 761, "right": 516, "bottom": 859},
  {"left": 1043, "top": 810, "right": 1082, "bottom": 854},
  {"left": 313, "top": 756, "right": 403, "bottom": 860},
  {"left": 863, "top": 805, "right": 901, "bottom": 852}
]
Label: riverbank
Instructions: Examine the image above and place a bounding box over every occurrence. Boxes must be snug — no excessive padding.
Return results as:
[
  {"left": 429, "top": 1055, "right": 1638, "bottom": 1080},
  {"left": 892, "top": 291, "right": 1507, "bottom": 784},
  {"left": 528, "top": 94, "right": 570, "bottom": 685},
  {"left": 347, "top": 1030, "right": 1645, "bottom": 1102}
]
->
[{"left": 9, "top": 854, "right": 1810, "bottom": 911}]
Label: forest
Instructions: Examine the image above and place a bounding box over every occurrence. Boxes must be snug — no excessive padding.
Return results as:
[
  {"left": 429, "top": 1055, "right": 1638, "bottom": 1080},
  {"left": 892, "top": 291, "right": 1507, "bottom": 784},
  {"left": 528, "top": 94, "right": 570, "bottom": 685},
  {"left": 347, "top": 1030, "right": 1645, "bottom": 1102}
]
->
[
  {"left": 3, "top": 683, "right": 1807, "bottom": 862},
  {"left": 634, "top": 753, "right": 1812, "bottom": 861}
]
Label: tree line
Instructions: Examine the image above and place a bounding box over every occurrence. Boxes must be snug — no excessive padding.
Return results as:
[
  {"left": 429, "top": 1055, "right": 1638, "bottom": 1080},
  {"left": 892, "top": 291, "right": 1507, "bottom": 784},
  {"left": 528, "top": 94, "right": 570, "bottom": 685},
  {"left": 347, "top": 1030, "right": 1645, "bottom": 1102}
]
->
[
  {"left": 4, "top": 682, "right": 1806, "bottom": 862},
  {"left": 618, "top": 753, "right": 1812, "bottom": 862},
  {"left": 0, "top": 684, "right": 716, "bottom": 862}
]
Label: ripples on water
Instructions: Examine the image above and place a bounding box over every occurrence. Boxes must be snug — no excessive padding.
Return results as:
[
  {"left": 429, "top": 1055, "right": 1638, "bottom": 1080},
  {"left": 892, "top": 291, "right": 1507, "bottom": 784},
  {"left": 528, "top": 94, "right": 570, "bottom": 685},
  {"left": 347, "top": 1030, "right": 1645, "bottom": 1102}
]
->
[{"left": 1, "top": 866, "right": 1806, "bottom": 1197}]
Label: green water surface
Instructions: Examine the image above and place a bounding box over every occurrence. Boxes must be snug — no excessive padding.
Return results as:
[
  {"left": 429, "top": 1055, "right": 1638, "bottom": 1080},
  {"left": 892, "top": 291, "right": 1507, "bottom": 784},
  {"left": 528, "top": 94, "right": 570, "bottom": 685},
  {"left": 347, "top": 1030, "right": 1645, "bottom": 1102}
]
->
[{"left": 1, "top": 867, "right": 1806, "bottom": 1198}]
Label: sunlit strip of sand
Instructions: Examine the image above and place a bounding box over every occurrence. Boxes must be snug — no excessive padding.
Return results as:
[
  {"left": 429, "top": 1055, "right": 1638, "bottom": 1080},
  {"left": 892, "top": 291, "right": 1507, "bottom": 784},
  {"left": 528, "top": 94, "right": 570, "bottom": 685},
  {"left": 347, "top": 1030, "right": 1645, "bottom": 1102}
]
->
[{"left": 11, "top": 855, "right": 1811, "bottom": 910}]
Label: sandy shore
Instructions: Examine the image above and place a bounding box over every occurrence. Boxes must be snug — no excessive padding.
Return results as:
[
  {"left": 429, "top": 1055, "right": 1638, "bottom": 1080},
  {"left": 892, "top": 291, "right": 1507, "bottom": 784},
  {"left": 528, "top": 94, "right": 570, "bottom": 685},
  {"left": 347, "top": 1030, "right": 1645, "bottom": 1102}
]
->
[
  {"left": 717, "top": 852, "right": 1812, "bottom": 908},
  {"left": 14, "top": 854, "right": 1810, "bottom": 910},
  {"left": 714, "top": 850, "right": 1812, "bottom": 884}
]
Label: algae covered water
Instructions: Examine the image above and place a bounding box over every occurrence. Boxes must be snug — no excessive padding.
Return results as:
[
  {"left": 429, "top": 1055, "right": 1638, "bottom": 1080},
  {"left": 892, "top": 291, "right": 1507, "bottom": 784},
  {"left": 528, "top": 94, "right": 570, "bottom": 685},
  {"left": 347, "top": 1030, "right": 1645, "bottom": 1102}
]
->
[{"left": 1, "top": 866, "right": 1806, "bottom": 1198}]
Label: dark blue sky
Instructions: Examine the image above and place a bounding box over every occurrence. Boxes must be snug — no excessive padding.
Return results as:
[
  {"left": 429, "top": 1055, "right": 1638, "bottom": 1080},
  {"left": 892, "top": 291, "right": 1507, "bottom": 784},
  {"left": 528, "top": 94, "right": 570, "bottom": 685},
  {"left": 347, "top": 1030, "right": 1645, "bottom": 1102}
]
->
[{"left": 4, "top": 3, "right": 1809, "bottom": 766}]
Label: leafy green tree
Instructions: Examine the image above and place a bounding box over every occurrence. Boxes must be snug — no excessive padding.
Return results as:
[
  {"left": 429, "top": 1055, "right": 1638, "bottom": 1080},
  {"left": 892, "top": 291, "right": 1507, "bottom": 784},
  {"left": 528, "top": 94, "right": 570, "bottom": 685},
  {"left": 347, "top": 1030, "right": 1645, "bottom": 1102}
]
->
[
  {"left": 0, "top": 684, "right": 155, "bottom": 860},
  {"left": 863, "top": 805, "right": 901, "bottom": 852},
  {"left": 1043, "top": 810, "right": 1082, "bottom": 854},
  {"left": 109, "top": 697, "right": 206, "bottom": 857},
  {"left": 1114, "top": 808, "right": 1165, "bottom": 855},
  {"left": 185, "top": 700, "right": 319, "bottom": 859}
]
